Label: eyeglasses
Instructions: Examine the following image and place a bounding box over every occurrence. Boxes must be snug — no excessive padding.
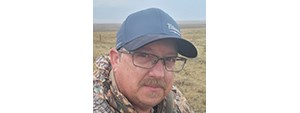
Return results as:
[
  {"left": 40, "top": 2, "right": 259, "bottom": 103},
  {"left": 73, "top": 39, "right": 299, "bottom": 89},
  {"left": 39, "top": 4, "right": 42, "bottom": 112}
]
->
[{"left": 118, "top": 50, "right": 187, "bottom": 72}]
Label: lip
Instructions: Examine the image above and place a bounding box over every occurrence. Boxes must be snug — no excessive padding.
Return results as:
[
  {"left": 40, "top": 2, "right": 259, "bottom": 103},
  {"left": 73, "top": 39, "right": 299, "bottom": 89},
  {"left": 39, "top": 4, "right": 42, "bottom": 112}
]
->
[{"left": 143, "top": 85, "right": 163, "bottom": 92}]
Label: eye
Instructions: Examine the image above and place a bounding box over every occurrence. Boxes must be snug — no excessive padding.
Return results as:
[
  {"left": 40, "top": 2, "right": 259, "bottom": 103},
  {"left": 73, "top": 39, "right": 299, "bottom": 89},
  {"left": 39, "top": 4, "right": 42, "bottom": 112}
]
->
[
  {"left": 165, "top": 57, "right": 176, "bottom": 62},
  {"left": 135, "top": 52, "right": 150, "bottom": 58}
]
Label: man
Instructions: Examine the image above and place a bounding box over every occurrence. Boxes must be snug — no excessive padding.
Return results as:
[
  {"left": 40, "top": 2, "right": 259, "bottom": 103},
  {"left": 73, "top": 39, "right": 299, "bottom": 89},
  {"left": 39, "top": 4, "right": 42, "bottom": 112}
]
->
[{"left": 94, "top": 8, "right": 197, "bottom": 113}]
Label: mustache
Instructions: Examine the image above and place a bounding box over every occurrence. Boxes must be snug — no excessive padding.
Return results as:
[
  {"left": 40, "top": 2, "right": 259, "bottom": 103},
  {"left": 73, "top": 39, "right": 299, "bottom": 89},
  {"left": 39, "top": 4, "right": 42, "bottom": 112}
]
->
[{"left": 139, "top": 78, "right": 167, "bottom": 90}]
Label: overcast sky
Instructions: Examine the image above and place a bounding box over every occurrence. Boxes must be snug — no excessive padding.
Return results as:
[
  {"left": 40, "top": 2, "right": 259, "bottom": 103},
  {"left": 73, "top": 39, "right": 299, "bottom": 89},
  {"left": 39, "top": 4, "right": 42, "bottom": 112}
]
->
[{"left": 93, "top": 0, "right": 206, "bottom": 23}]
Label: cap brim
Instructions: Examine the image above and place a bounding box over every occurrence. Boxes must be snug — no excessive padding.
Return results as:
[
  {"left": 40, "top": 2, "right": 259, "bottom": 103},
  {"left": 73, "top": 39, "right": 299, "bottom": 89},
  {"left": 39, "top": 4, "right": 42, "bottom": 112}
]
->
[{"left": 123, "top": 34, "right": 197, "bottom": 58}]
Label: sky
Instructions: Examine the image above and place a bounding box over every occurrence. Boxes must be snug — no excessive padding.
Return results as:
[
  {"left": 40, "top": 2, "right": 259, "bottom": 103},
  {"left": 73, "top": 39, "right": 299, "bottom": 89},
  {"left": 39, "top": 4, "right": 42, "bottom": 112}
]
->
[{"left": 93, "top": 0, "right": 206, "bottom": 23}]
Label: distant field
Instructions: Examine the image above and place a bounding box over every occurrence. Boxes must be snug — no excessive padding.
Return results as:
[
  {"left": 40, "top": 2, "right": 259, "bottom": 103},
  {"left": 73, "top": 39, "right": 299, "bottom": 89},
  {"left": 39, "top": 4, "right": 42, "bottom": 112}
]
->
[
  {"left": 93, "top": 21, "right": 206, "bottom": 32},
  {"left": 93, "top": 23, "right": 206, "bottom": 113}
]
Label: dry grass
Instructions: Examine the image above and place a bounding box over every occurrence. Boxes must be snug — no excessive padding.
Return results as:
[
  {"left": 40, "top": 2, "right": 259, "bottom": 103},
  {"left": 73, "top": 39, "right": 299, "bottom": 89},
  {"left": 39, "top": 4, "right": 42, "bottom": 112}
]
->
[{"left": 93, "top": 26, "right": 206, "bottom": 113}]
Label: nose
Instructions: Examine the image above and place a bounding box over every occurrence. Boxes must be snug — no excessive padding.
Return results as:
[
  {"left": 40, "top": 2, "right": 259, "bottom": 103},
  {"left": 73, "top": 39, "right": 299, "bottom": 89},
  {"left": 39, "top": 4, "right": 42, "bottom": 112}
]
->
[{"left": 148, "top": 60, "right": 165, "bottom": 78}]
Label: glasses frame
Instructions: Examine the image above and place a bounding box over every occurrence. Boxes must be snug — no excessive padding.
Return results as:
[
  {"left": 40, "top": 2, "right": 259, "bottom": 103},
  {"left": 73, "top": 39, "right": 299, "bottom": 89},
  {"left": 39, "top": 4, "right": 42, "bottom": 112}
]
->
[{"left": 118, "top": 49, "right": 187, "bottom": 72}]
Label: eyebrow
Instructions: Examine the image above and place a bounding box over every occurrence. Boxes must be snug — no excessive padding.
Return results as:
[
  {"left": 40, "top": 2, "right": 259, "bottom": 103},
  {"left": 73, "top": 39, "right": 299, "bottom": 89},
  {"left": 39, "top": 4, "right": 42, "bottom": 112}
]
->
[{"left": 136, "top": 48, "right": 177, "bottom": 57}]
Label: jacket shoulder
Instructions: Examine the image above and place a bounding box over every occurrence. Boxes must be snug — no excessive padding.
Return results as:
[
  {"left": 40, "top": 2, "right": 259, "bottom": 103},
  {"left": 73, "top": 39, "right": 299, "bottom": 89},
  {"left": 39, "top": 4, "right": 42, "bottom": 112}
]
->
[{"left": 171, "top": 86, "right": 195, "bottom": 113}]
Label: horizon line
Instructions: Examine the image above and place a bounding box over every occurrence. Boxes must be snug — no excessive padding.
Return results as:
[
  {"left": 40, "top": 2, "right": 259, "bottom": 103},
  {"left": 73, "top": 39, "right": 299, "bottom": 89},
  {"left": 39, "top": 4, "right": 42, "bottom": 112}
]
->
[{"left": 93, "top": 20, "right": 206, "bottom": 24}]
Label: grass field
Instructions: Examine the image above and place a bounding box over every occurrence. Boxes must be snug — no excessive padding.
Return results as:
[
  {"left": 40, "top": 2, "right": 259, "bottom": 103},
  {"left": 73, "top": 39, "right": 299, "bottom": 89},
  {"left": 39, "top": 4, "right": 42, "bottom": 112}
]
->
[{"left": 93, "top": 23, "right": 206, "bottom": 113}]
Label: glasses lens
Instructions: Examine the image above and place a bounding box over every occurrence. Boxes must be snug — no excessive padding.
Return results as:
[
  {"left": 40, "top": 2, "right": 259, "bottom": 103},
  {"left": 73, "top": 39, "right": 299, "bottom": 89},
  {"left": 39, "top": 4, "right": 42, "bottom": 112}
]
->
[
  {"left": 133, "top": 52, "right": 157, "bottom": 68},
  {"left": 129, "top": 51, "right": 186, "bottom": 72},
  {"left": 165, "top": 57, "right": 186, "bottom": 72}
]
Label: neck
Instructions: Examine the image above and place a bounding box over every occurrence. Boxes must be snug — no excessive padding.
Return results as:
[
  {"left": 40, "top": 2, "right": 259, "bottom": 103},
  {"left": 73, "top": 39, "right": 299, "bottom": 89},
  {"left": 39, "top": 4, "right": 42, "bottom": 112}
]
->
[
  {"left": 132, "top": 103, "right": 153, "bottom": 113},
  {"left": 135, "top": 108, "right": 151, "bottom": 113}
]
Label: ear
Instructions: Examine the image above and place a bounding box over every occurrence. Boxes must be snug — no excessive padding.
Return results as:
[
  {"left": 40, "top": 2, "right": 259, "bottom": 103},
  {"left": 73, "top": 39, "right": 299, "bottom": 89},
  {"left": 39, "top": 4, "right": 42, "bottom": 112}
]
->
[{"left": 109, "top": 48, "right": 120, "bottom": 71}]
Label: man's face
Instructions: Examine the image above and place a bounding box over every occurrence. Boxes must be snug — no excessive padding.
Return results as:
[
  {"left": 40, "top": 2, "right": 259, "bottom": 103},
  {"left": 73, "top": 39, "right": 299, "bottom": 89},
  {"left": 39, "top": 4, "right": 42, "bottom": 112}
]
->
[{"left": 112, "top": 39, "right": 176, "bottom": 109}]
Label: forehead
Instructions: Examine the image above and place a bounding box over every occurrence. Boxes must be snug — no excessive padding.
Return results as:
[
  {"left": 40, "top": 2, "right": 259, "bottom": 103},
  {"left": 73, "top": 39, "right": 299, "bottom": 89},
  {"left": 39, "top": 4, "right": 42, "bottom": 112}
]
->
[{"left": 137, "top": 39, "right": 177, "bottom": 53}]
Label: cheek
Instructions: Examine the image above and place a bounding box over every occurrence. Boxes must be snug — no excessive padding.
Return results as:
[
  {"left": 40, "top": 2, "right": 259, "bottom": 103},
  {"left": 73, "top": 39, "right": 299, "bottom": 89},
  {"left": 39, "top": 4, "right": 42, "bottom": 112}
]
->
[
  {"left": 116, "top": 62, "right": 148, "bottom": 91},
  {"left": 165, "top": 73, "right": 175, "bottom": 91}
]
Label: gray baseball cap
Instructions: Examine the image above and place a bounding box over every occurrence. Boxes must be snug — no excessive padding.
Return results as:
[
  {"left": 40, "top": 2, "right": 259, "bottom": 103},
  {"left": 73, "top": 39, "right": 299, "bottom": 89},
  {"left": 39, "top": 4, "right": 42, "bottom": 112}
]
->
[{"left": 116, "top": 8, "right": 197, "bottom": 58}]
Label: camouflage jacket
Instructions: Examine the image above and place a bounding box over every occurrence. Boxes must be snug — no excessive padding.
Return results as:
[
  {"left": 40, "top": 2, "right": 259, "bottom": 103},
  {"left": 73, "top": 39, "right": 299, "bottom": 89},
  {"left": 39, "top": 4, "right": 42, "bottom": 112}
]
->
[{"left": 93, "top": 55, "right": 194, "bottom": 113}]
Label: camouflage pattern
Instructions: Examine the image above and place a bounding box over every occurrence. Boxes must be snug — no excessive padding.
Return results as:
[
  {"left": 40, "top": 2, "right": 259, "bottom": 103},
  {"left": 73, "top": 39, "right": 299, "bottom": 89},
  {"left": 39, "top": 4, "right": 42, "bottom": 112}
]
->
[{"left": 93, "top": 55, "right": 194, "bottom": 113}]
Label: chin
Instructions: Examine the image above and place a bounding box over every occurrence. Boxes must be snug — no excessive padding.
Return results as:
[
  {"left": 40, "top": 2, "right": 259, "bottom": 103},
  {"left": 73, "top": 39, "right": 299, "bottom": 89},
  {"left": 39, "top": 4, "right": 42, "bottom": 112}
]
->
[{"left": 138, "top": 92, "right": 165, "bottom": 106}]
